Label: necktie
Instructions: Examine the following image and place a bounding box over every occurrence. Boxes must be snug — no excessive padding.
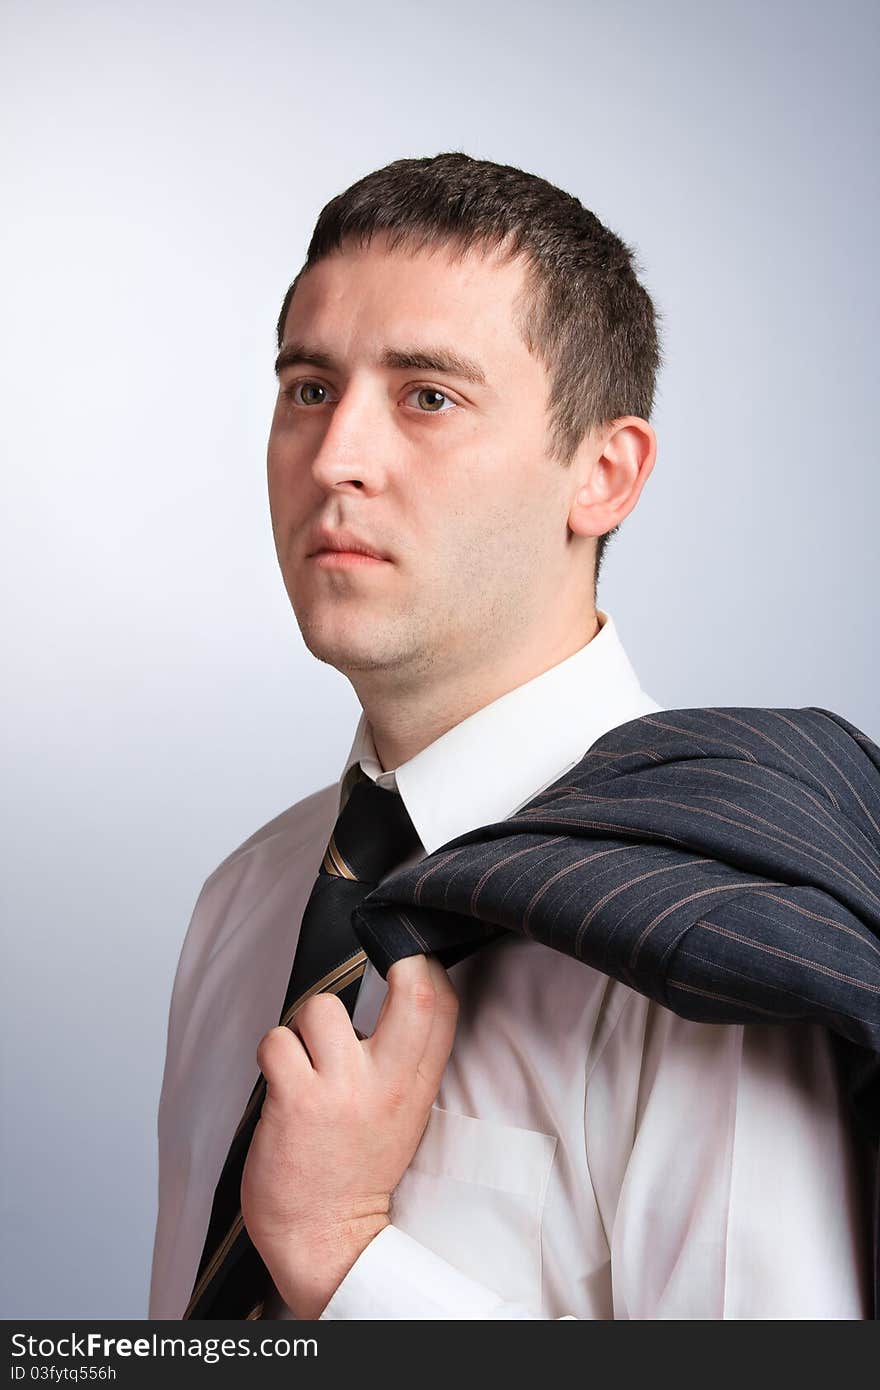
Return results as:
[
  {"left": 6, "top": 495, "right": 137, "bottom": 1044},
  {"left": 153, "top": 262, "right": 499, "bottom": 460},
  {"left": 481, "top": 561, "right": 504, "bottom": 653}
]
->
[{"left": 182, "top": 768, "right": 421, "bottom": 1319}]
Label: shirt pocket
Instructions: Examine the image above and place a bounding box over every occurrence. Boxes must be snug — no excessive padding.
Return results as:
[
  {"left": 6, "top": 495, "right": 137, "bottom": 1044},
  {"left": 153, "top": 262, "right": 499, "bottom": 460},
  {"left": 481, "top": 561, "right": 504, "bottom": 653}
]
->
[{"left": 390, "top": 1105, "right": 558, "bottom": 1308}]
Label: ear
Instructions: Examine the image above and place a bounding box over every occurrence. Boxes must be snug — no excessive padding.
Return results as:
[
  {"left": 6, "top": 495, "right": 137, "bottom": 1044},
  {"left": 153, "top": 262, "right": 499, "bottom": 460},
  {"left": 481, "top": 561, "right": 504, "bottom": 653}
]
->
[{"left": 567, "top": 417, "right": 656, "bottom": 540}]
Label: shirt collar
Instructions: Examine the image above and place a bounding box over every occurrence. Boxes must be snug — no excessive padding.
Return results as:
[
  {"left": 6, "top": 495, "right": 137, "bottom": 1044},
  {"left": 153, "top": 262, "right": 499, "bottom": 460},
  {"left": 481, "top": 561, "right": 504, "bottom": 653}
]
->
[{"left": 336, "top": 609, "right": 658, "bottom": 855}]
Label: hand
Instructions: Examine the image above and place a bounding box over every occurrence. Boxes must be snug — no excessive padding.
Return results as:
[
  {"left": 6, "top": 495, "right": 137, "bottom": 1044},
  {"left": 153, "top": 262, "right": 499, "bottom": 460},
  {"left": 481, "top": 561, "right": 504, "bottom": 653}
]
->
[{"left": 240, "top": 953, "right": 459, "bottom": 1319}]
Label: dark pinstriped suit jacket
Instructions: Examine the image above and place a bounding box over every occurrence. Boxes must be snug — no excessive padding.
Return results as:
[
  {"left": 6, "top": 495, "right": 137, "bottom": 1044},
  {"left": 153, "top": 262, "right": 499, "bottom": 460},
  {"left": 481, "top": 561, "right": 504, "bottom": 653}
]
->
[{"left": 352, "top": 706, "right": 880, "bottom": 1317}]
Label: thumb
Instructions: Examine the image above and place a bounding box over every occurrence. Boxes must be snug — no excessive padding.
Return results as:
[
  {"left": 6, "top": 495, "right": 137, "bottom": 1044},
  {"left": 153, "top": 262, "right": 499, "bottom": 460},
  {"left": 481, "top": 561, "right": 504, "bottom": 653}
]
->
[
  {"left": 370, "top": 951, "right": 424, "bottom": 1035},
  {"left": 369, "top": 953, "right": 437, "bottom": 1071}
]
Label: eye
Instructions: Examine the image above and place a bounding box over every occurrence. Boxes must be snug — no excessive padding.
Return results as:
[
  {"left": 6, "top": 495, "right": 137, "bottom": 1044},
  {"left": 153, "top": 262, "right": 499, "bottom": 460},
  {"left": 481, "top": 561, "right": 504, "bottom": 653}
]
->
[
  {"left": 404, "top": 386, "right": 457, "bottom": 414},
  {"left": 280, "top": 379, "right": 458, "bottom": 413},
  {"left": 282, "top": 380, "right": 331, "bottom": 406}
]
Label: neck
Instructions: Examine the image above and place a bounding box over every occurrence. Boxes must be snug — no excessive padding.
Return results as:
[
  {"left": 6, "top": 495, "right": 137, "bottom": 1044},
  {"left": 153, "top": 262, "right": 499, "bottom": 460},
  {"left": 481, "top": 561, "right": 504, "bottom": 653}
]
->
[{"left": 354, "top": 609, "right": 601, "bottom": 771}]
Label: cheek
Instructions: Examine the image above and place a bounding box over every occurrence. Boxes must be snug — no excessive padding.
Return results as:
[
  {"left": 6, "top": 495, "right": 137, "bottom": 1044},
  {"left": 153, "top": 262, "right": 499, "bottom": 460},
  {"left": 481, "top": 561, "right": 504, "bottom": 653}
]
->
[
  {"left": 444, "top": 485, "right": 558, "bottom": 608},
  {"left": 267, "top": 441, "right": 311, "bottom": 529},
  {"left": 434, "top": 495, "right": 531, "bottom": 588},
  {"left": 266, "top": 435, "right": 285, "bottom": 504},
  {"left": 266, "top": 460, "right": 288, "bottom": 533}
]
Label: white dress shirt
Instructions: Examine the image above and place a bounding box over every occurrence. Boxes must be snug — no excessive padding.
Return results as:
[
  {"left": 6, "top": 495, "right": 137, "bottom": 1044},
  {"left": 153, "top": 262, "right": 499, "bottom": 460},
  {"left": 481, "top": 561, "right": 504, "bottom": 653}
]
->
[{"left": 149, "top": 611, "right": 869, "bottom": 1320}]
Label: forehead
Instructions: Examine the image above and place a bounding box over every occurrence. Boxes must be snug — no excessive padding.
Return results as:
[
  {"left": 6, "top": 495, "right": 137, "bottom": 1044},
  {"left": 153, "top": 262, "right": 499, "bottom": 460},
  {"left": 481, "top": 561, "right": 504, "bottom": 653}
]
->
[{"left": 280, "top": 236, "right": 534, "bottom": 370}]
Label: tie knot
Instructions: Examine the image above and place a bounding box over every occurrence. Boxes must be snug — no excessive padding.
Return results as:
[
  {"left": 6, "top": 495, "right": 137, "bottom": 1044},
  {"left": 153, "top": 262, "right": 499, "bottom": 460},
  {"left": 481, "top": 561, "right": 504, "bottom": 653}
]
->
[{"left": 326, "top": 770, "right": 421, "bottom": 884}]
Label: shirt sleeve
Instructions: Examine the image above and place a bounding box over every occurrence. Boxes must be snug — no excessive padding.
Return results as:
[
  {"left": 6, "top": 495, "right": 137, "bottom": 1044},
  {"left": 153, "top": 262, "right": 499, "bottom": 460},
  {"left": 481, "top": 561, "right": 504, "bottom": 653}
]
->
[
  {"left": 319, "top": 1225, "right": 575, "bottom": 1320},
  {"left": 585, "top": 997, "right": 871, "bottom": 1319}
]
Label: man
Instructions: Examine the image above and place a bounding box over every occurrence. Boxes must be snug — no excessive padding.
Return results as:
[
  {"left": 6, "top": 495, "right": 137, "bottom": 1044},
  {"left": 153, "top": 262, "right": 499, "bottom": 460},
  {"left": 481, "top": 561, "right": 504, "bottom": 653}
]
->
[{"left": 149, "top": 152, "right": 869, "bottom": 1319}]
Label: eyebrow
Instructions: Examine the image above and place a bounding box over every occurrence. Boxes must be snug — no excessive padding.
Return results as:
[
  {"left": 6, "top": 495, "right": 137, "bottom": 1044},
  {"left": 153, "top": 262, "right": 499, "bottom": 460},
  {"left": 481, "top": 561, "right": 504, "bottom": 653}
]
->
[{"left": 273, "top": 341, "right": 488, "bottom": 388}]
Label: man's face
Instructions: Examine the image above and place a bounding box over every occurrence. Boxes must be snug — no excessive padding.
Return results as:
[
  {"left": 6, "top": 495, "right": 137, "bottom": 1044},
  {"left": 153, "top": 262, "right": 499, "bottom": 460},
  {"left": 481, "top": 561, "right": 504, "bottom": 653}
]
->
[{"left": 267, "top": 234, "right": 584, "bottom": 690}]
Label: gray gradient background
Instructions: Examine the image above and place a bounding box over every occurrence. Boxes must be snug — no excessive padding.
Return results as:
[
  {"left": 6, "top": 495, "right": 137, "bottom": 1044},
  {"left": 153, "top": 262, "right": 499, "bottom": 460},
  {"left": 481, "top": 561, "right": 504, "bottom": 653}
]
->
[{"left": 2, "top": 0, "right": 877, "bottom": 1318}]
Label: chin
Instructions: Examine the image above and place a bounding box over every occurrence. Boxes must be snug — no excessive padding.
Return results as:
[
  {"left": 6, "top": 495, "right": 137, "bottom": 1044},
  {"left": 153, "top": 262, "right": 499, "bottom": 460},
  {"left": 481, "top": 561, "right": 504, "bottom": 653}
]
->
[{"left": 295, "top": 615, "right": 391, "bottom": 672}]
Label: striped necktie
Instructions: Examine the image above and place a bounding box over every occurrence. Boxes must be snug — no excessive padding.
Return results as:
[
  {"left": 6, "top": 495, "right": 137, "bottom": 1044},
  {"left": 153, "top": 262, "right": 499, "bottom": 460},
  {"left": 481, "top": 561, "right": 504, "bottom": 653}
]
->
[{"left": 182, "top": 768, "right": 421, "bottom": 1319}]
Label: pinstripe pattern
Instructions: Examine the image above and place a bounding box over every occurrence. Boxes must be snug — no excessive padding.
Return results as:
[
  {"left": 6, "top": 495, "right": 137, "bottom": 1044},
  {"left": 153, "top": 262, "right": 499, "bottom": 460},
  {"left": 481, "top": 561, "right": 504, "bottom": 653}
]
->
[{"left": 351, "top": 705, "right": 880, "bottom": 1316}]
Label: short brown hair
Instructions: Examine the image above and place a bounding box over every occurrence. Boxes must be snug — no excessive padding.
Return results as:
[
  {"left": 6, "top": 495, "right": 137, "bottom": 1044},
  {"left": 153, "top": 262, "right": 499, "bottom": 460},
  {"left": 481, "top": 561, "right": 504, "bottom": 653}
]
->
[{"left": 277, "top": 152, "right": 663, "bottom": 588}]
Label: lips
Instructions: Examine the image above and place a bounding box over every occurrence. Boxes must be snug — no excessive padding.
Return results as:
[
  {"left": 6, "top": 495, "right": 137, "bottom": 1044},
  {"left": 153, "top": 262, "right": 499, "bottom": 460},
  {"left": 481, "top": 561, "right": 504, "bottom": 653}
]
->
[
  {"left": 313, "top": 543, "right": 385, "bottom": 559},
  {"left": 311, "top": 549, "right": 387, "bottom": 567},
  {"left": 306, "top": 528, "right": 390, "bottom": 561}
]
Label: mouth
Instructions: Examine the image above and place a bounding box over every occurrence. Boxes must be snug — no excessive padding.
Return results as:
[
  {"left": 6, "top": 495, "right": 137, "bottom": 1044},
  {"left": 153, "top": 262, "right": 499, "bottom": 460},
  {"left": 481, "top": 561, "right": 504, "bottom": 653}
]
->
[{"left": 309, "top": 549, "right": 390, "bottom": 568}]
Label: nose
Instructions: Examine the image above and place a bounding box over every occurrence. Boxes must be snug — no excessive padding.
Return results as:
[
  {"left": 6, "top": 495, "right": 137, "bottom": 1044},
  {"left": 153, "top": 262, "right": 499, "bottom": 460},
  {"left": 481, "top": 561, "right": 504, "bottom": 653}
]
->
[{"left": 309, "top": 381, "right": 396, "bottom": 496}]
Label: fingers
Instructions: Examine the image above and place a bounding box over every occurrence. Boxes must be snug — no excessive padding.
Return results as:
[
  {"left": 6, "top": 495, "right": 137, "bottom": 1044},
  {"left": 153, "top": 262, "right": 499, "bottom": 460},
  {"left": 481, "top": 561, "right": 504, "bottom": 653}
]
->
[
  {"left": 257, "top": 991, "right": 358, "bottom": 1093},
  {"left": 369, "top": 954, "right": 458, "bottom": 1087},
  {"left": 258, "top": 956, "right": 459, "bottom": 1105},
  {"left": 256, "top": 1025, "right": 311, "bottom": 1105},
  {"left": 290, "top": 992, "right": 359, "bottom": 1076}
]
